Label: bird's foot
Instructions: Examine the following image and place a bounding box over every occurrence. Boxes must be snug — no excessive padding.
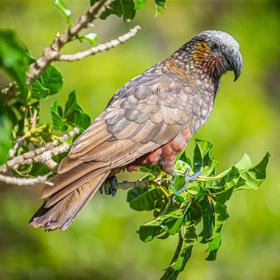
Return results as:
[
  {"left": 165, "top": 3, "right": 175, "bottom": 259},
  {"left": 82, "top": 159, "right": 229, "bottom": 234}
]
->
[
  {"left": 171, "top": 168, "right": 202, "bottom": 204},
  {"left": 99, "top": 175, "right": 118, "bottom": 197},
  {"left": 179, "top": 169, "right": 202, "bottom": 194}
]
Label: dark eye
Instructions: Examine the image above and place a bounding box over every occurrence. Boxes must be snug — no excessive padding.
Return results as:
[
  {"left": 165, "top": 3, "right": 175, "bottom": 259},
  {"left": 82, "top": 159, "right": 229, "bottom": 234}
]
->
[{"left": 212, "top": 43, "right": 220, "bottom": 52}]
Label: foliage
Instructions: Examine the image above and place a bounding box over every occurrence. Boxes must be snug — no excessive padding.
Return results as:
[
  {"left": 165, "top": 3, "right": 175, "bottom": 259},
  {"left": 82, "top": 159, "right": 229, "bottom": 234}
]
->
[
  {"left": 90, "top": 0, "right": 166, "bottom": 20},
  {"left": 0, "top": 1, "right": 273, "bottom": 280},
  {"left": 0, "top": 27, "right": 90, "bottom": 176},
  {"left": 127, "top": 140, "right": 269, "bottom": 279}
]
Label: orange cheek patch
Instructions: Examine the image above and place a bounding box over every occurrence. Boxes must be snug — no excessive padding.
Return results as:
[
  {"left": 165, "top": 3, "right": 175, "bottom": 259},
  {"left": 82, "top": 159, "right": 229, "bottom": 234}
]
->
[{"left": 193, "top": 42, "right": 210, "bottom": 61}]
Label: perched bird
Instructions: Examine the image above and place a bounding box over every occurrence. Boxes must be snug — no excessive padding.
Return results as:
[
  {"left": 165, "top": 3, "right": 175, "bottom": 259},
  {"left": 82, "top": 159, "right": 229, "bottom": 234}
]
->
[{"left": 30, "top": 30, "right": 243, "bottom": 231}]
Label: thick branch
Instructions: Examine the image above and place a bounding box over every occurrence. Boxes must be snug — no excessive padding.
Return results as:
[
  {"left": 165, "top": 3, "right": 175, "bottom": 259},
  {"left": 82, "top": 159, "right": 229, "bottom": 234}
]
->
[
  {"left": 58, "top": 25, "right": 141, "bottom": 61},
  {"left": 26, "top": 0, "right": 114, "bottom": 84}
]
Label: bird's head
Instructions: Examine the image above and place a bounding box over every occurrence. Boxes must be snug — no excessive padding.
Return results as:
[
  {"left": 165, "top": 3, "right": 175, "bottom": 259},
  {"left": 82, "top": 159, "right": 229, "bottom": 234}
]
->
[{"left": 186, "top": 30, "right": 243, "bottom": 82}]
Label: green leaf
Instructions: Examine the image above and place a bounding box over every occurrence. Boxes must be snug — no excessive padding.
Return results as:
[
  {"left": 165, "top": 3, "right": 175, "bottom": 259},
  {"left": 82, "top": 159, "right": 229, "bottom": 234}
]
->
[
  {"left": 53, "top": 0, "right": 72, "bottom": 22},
  {"left": 193, "top": 139, "right": 217, "bottom": 175},
  {"left": 31, "top": 65, "right": 62, "bottom": 99},
  {"left": 138, "top": 223, "right": 164, "bottom": 242},
  {"left": 39, "top": 65, "right": 63, "bottom": 95},
  {"left": 155, "top": 0, "right": 166, "bottom": 16},
  {"left": 64, "top": 90, "right": 91, "bottom": 131},
  {"left": 91, "top": 0, "right": 136, "bottom": 21},
  {"left": 134, "top": 0, "right": 146, "bottom": 10},
  {"left": 31, "top": 80, "right": 51, "bottom": 99},
  {"left": 161, "top": 226, "right": 196, "bottom": 280},
  {"left": 127, "top": 185, "right": 164, "bottom": 211},
  {"left": 205, "top": 234, "right": 222, "bottom": 261},
  {"left": 199, "top": 197, "right": 215, "bottom": 243},
  {"left": 50, "top": 101, "right": 67, "bottom": 131},
  {"left": 0, "top": 116, "right": 12, "bottom": 165},
  {"left": 0, "top": 29, "right": 30, "bottom": 95},
  {"left": 237, "top": 152, "right": 270, "bottom": 190},
  {"left": 214, "top": 203, "right": 229, "bottom": 233},
  {"left": 82, "top": 33, "right": 99, "bottom": 46},
  {"left": 173, "top": 160, "right": 190, "bottom": 175},
  {"left": 234, "top": 153, "right": 252, "bottom": 171}
]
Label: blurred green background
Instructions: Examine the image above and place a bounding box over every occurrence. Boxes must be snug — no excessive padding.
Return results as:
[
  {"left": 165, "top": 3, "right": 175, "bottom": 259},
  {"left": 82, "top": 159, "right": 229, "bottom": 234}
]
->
[{"left": 0, "top": 0, "right": 280, "bottom": 279}]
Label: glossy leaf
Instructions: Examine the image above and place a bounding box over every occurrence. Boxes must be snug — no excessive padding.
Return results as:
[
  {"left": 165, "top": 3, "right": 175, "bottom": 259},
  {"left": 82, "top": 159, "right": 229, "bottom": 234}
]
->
[
  {"left": 155, "top": 0, "right": 166, "bottom": 16},
  {"left": 53, "top": 0, "right": 72, "bottom": 22},
  {"left": 0, "top": 116, "right": 12, "bottom": 165},
  {"left": 64, "top": 90, "right": 91, "bottom": 131},
  {"left": 0, "top": 29, "right": 30, "bottom": 95},
  {"left": 205, "top": 234, "right": 222, "bottom": 261},
  {"left": 134, "top": 0, "right": 146, "bottom": 10},
  {"left": 50, "top": 101, "right": 67, "bottom": 131},
  {"left": 82, "top": 33, "right": 99, "bottom": 46},
  {"left": 91, "top": 0, "right": 136, "bottom": 21},
  {"left": 127, "top": 185, "right": 164, "bottom": 211},
  {"left": 31, "top": 65, "right": 63, "bottom": 99}
]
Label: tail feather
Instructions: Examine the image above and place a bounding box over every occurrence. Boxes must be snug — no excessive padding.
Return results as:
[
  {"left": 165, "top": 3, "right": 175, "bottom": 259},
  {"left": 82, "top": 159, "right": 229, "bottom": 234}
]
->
[
  {"left": 42, "top": 161, "right": 108, "bottom": 199},
  {"left": 29, "top": 170, "right": 110, "bottom": 231},
  {"left": 45, "top": 169, "right": 104, "bottom": 208}
]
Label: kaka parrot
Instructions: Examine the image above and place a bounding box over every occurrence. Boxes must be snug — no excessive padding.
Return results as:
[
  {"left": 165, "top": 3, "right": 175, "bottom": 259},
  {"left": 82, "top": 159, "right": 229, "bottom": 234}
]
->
[{"left": 30, "top": 30, "right": 243, "bottom": 231}]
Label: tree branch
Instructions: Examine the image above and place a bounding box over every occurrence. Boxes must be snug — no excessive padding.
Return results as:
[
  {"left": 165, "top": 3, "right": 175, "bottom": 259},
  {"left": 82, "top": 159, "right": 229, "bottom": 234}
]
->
[
  {"left": 58, "top": 25, "right": 141, "bottom": 62},
  {"left": 0, "top": 173, "right": 52, "bottom": 186},
  {"left": 116, "top": 178, "right": 163, "bottom": 190},
  {"left": 26, "top": 0, "right": 114, "bottom": 84},
  {"left": 0, "top": 128, "right": 80, "bottom": 173}
]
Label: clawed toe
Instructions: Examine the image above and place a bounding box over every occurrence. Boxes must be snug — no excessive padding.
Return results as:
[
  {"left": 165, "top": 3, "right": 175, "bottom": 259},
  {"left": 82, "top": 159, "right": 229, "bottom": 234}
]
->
[{"left": 99, "top": 176, "right": 118, "bottom": 196}]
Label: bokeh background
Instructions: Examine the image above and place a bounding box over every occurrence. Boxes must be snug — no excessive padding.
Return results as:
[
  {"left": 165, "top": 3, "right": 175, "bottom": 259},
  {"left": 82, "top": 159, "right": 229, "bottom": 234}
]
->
[{"left": 0, "top": 0, "right": 280, "bottom": 279}]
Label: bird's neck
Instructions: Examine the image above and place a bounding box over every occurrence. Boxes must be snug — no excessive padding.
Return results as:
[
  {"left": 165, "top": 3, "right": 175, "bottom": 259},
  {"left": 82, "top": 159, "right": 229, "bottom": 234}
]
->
[
  {"left": 169, "top": 44, "right": 225, "bottom": 86},
  {"left": 164, "top": 51, "right": 220, "bottom": 97}
]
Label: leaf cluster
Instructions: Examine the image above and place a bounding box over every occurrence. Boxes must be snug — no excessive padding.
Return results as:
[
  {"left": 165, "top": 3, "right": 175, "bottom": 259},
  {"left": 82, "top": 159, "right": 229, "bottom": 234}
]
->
[
  {"left": 0, "top": 29, "right": 90, "bottom": 173},
  {"left": 127, "top": 139, "right": 269, "bottom": 279},
  {"left": 90, "top": 0, "right": 167, "bottom": 20}
]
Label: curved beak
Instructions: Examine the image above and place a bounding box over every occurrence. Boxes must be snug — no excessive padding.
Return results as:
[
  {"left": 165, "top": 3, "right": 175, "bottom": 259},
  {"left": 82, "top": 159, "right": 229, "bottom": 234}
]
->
[{"left": 231, "top": 50, "right": 243, "bottom": 81}]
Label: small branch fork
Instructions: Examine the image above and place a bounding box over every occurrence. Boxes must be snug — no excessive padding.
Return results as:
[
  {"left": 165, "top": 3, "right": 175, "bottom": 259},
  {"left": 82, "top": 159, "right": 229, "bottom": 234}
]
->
[
  {"left": 58, "top": 26, "right": 141, "bottom": 61},
  {"left": 26, "top": 0, "right": 141, "bottom": 84},
  {"left": 0, "top": 128, "right": 80, "bottom": 186}
]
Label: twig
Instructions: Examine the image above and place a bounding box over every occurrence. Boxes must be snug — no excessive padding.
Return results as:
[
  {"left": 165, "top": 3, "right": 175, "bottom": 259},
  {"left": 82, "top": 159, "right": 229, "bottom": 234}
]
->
[
  {"left": 1, "top": 82, "right": 18, "bottom": 98},
  {"left": 0, "top": 173, "right": 52, "bottom": 186},
  {"left": 58, "top": 25, "right": 141, "bottom": 61},
  {"left": 0, "top": 128, "right": 80, "bottom": 173},
  {"left": 117, "top": 178, "right": 159, "bottom": 190},
  {"left": 26, "top": 0, "right": 114, "bottom": 84}
]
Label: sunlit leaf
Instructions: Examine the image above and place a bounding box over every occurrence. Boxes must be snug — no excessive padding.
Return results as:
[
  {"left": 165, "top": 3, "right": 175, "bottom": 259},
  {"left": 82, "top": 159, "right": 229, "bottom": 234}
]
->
[
  {"left": 53, "top": 0, "right": 72, "bottom": 22},
  {"left": 134, "top": 0, "right": 146, "bottom": 10},
  {"left": 205, "top": 234, "right": 221, "bottom": 261},
  {"left": 82, "top": 33, "right": 99, "bottom": 46},
  {"left": 237, "top": 152, "right": 270, "bottom": 190},
  {"left": 91, "top": 0, "right": 136, "bottom": 21},
  {"left": 127, "top": 185, "right": 164, "bottom": 211},
  {"left": 64, "top": 90, "right": 91, "bottom": 131},
  {"left": 50, "top": 100, "right": 67, "bottom": 131},
  {"left": 0, "top": 116, "right": 12, "bottom": 165},
  {"left": 154, "top": 0, "right": 166, "bottom": 16},
  {"left": 193, "top": 139, "right": 217, "bottom": 175},
  {"left": 0, "top": 29, "right": 30, "bottom": 96},
  {"left": 32, "top": 66, "right": 62, "bottom": 99}
]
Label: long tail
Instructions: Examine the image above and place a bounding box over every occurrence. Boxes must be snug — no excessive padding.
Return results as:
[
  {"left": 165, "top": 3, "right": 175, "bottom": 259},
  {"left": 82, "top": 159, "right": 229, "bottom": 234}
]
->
[{"left": 29, "top": 158, "right": 110, "bottom": 231}]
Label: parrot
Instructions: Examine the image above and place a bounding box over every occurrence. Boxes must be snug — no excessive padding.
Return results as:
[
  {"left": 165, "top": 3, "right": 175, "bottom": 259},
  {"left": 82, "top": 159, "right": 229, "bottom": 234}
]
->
[{"left": 30, "top": 30, "right": 243, "bottom": 231}]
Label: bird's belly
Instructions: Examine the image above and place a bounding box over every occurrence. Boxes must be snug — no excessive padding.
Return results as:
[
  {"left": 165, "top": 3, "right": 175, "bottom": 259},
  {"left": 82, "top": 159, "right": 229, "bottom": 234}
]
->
[{"left": 127, "top": 127, "right": 192, "bottom": 174}]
